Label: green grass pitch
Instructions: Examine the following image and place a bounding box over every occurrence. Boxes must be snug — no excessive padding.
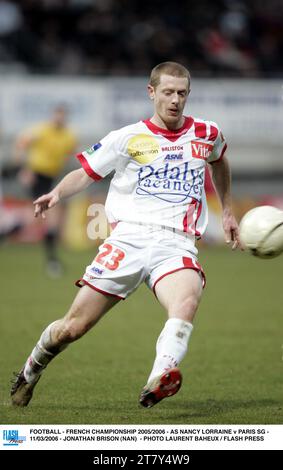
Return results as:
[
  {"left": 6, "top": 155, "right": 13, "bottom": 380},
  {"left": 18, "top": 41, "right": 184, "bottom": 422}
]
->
[{"left": 0, "top": 243, "right": 282, "bottom": 424}]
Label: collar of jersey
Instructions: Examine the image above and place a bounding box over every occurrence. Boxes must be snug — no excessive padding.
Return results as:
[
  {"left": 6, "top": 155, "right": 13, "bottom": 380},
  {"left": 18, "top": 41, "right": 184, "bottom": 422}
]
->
[{"left": 142, "top": 116, "right": 194, "bottom": 142}]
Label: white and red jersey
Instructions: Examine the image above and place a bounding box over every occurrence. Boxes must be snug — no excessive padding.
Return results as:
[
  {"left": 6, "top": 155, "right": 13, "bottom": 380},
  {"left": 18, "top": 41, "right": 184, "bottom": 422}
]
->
[{"left": 77, "top": 116, "right": 227, "bottom": 237}]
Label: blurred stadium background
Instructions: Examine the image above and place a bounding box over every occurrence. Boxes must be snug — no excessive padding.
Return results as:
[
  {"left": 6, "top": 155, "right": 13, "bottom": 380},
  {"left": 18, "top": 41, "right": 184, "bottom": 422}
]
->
[{"left": 0, "top": 0, "right": 282, "bottom": 424}]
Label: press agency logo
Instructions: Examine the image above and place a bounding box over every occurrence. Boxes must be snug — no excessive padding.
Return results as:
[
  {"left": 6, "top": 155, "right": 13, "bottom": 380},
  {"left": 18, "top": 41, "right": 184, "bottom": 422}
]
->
[{"left": 3, "top": 429, "right": 26, "bottom": 446}]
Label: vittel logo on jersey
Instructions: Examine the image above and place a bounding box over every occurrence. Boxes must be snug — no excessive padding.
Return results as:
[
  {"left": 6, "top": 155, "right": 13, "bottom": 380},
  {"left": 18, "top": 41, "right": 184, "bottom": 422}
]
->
[
  {"left": 191, "top": 141, "right": 213, "bottom": 160},
  {"left": 164, "top": 152, "right": 183, "bottom": 161},
  {"left": 137, "top": 163, "right": 204, "bottom": 203}
]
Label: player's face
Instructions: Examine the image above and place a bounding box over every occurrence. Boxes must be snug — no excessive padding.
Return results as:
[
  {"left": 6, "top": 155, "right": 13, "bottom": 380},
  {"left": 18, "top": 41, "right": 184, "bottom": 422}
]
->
[
  {"left": 148, "top": 74, "right": 190, "bottom": 129},
  {"left": 52, "top": 108, "right": 67, "bottom": 127}
]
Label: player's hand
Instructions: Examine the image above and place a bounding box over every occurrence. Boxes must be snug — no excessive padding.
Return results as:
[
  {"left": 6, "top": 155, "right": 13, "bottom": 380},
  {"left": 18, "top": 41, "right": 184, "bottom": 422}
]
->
[
  {"left": 33, "top": 192, "right": 59, "bottom": 219},
  {"left": 222, "top": 208, "right": 241, "bottom": 250}
]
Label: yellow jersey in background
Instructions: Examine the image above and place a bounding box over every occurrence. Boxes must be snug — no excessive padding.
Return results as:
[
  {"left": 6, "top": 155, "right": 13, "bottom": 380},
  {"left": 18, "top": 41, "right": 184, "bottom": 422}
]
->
[{"left": 27, "top": 122, "right": 77, "bottom": 177}]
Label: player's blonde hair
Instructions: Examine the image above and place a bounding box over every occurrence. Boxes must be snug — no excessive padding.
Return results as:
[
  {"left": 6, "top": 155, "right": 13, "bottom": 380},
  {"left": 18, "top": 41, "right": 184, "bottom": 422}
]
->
[{"left": 149, "top": 62, "right": 191, "bottom": 89}]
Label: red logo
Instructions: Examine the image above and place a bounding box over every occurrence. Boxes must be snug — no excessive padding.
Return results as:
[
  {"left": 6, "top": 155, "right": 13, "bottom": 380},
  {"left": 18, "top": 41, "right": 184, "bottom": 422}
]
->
[{"left": 191, "top": 141, "right": 213, "bottom": 160}]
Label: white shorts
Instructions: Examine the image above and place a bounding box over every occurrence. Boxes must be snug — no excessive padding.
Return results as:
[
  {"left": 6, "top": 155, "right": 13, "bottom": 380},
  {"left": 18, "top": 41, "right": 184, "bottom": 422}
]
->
[{"left": 76, "top": 222, "right": 205, "bottom": 299}]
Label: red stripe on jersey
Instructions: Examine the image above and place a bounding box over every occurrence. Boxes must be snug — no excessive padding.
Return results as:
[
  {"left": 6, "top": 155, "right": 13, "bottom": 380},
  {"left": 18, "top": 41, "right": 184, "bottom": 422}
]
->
[
  {"left": 143, "top": 116, "right": 194, "bottom": 142},
  {"left": 208, "top": 125, "right": 219, "bottom": 141},
  {"left": 210, "top": 143, "right": 227, "bottom": 164},
  {"left": 219, "top": 143, "right": 227, "bottom": 159},
  {"left": 195, "top": 200, "right": 202, "bottom": 237},
  {"left": 194, "top": 121, "right": 207, "bottom": 139},
  {"left": 183, "top": 199, "right": 198, "bottom": 234},
  {"left": 76, "top": 153, "right": 102, "bottom": 181}
]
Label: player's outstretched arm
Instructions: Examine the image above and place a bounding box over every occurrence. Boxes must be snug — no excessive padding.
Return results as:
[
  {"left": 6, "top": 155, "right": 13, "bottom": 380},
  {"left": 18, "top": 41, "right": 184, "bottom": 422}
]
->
[
  {"left": 34, "top": 168, "right": 93, "bottom": 218},
  {"left": 210, "top": 155, "right": 241, "bottom": 250}
]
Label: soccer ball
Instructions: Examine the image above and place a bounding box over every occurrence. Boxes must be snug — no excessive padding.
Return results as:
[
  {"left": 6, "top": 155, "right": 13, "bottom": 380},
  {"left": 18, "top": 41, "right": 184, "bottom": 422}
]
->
[{"left": 239, "top": 205, "right": 283, "bottom": 259}]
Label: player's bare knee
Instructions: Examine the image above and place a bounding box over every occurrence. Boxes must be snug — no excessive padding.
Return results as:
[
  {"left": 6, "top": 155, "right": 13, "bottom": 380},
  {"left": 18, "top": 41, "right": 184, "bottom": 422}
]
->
[
  {"left": 170, "top": 294, "right": 200, "bottom": 321},
  {"left": 183, "top": 297, "right": 199, "bottom": 316}
]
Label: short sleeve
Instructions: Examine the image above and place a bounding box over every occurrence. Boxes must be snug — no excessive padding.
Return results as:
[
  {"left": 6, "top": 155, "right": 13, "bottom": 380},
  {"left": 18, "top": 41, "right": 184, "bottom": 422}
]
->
[
  {"left": 76, "top": 131, "right": 119, "bottom": 181},
  {"left": 207, "top": 123, "right": 227, "bottom": 164}
]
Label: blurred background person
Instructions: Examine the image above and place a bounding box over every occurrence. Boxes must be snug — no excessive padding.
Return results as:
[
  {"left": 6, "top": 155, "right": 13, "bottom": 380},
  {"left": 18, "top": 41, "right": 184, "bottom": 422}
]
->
[{"left": 13, "top": 104, "right": 77, "bottom": 277}]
